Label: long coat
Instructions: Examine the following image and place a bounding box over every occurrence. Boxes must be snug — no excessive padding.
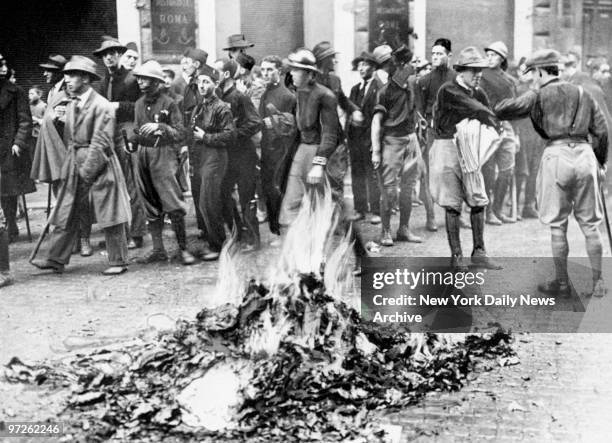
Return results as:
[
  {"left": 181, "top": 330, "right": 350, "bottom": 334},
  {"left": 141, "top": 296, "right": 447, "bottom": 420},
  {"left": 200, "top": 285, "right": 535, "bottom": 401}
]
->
[
  {"left": 49, "top": 89, "right": 131, "bottom": 230},
  {"left": 0, "top": 79, "right": 36, "bottom": 196},
  {"left": 31, "top": 81, "right": 69, "bottom": 182}
]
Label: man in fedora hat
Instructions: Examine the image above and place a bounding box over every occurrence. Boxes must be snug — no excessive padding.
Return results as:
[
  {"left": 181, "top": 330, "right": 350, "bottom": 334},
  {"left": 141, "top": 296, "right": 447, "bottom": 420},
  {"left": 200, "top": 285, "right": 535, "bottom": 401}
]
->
[
  {"left": 94, "top": 37, "right": 146, "bottom": 253},
  {"left": 347, "top": 51, "right": 382, "bottom": 224},
  {"left": 129, "top": 61, "right": 196, "bottom": 266},
  {"left": 430, "top": 46, "right": 501, "bottom": 271},
  {"left": 223, "top": 34, "right": 254, "bottom": 59},
  {"left": 31, "top": 56, "right": 131, "bottom": 275},
  {"left": 370, "top": 44, "right": 423, "bottom": 246},
  {"left": 479, "top": 41, "right": 519, "bottom": 225},
  {"left": 279, "top": 47, "right": 342, "bottom": 224},
  {"left": 32, "top": 55, "right": 69, "bottom": 198},
  {"left": 495, "top": 49, "right": 608, "bottom": 298}
]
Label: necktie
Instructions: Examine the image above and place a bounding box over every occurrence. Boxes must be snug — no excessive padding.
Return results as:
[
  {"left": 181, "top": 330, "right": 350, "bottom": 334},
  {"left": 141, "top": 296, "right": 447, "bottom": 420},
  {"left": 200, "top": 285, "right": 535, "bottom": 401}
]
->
[
  {"left": 106, "top": 76, "right": 113, "bottom": 100},
  {"left": 357, "top": 81, "right": 367, "bottom": 106}
]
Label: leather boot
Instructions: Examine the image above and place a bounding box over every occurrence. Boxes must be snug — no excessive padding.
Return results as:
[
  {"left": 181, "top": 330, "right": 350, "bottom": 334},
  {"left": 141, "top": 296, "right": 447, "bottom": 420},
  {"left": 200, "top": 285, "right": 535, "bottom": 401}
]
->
[
  {"left": 470, "top": 208, "right": 502, "bottom": 270},
  {"left": 445, "top": 209, "right": 468, "bottom": 271},
  {"left": 381, "top": 189, "right": 394, "bottom": 247},
  {"left": 80, "top": 237, "right": 93, "bottom": 257},
  {"left": 242, "top": 199, "right": 261, "bottom": 250},
  {"left": 169, "top": 212, "right": 197, "bottom": 266},
  {"left": 396, "top": 185, "right": 422, "bottom": 242},
  {"left": 0, "top": 229, "right": 12, "bottom": 288},
  {"left": 1, "top": 197, "right": 18, "bottom": 242},
  {"left": 137, "top": 218, "right": 168, "bottom": 263},
  {"left": 492, "top": 170, "right": 515, "bottom": 223}
]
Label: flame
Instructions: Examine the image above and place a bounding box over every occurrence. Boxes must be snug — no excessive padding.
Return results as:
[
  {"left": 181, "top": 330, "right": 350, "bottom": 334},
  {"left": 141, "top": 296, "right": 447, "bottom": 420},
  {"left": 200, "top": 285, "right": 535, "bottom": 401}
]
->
[
  {"left": 245, "top": 308, "right": 292, "bottom": 359},
  {"left": 324, "top": 224, "right": 355, "bottom": 303},
  {"left": 208, "top": 228, "right": 245, "bottom": 308}
]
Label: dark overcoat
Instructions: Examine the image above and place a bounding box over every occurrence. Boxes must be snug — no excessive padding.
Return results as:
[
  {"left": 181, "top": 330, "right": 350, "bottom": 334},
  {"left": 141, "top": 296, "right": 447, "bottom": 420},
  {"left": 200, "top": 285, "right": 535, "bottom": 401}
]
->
[{"left": 0, "top": 79, "right": 36, "bottom": 196}]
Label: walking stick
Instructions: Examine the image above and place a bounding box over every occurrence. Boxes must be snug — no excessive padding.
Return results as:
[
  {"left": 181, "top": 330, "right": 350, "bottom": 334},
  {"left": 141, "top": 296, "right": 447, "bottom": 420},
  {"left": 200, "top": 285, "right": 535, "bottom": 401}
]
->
[
  {"left": 46, "top": 183, "right": 52, "bottom": 217},
  {"left": 510, "top": 174, "right": 517, "bottom": 221},
  {"left": 21, "top": 194, "right": 32, "bottom": 242},
  {"left": 600, "top": 185, "right": 612, "bottom": 255}
]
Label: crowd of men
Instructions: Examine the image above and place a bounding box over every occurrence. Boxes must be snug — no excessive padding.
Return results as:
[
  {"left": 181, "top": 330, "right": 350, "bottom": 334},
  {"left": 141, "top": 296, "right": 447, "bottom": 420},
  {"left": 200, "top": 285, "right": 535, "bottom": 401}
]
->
[{"left": 0, "top": 33, "right": 608, "bottom": 297}]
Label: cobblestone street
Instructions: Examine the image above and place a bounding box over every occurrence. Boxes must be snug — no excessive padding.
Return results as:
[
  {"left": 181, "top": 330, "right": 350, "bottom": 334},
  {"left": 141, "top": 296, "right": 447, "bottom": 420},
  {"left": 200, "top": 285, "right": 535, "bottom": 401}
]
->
[{"left": 1, "top": 182, "right": 612, "bottom": 441}]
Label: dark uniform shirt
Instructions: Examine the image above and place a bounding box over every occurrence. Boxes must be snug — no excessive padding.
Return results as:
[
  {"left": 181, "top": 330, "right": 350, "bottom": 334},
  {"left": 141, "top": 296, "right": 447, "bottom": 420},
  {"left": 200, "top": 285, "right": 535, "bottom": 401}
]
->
[
  {"left": 415, "top": 65, "right": 457, "bottom": 120},
  {"left": 495, "top": 78, "right": 609, "bottom": 166},
  {"left": 434, "top": 78, "right": 498, "bottom": 139},
  {"left": 259, "top": 81, "right": 296, "bottom": 148},
  {"left": 219, "top": 85, "right": 263, "bottom": 153},
  {"left": 190, "top": 94, "right": 235, "bottom": 149},
  {"left": 180, "top": 77, "right": 200, "bottom": 126},
  {"left": 295, "top": 81, "right": 340, "bottom": 159},
  {"left": 97, "top": 66, "right": 140, "bottom": 124},
  {"left": 131, "top": 90, "right": 184, "bottom": 147},
  {"left": 480, "top": 68, "right": 517, "bottom": 108},
  {"left": 373, "top": 74, "right": 415, "bottom": 137}
]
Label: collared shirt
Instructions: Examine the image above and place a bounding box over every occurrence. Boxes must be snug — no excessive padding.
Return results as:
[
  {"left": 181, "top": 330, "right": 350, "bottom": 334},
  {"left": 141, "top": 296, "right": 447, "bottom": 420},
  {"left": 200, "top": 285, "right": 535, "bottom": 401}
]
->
[
  {"left": 72, "top": 87, "right": 93, "bottom": 109},
  {"left": 495, "top": 78, "right": 608, "bottom": 165},
  {"left": 433, "top": 77, "right": 498, "bottom": 139},
  {"left": 415, "top": 64, "right": 457, "bottom": 120},
  {"left": 373, "top": 76, "right": 414, "bottom": 137}
]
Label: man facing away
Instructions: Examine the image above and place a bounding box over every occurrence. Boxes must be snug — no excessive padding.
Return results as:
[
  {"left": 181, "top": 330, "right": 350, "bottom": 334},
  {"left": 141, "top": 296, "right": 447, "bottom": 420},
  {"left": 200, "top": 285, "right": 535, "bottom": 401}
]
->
[
  {"left": 495, "top": 49, "right": 608, "bottom": 298},
  {"left": 130, "top": 60, "right": 197, "bottom": 266},
  {"left": 31, "top": 56, "right": 131, "bottom": 275}
]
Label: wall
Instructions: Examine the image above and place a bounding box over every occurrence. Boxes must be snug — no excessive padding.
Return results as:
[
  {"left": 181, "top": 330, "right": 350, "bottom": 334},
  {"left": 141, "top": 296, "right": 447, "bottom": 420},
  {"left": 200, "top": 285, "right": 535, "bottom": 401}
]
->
[{"left": 304, "top": 0, "right": 335, "bottom": 47}]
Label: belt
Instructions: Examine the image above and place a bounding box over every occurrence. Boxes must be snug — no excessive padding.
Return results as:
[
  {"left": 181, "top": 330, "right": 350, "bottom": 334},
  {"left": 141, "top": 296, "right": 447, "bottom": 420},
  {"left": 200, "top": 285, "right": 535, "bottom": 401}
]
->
[
  {"left": 547, "top": 137, "right": 588, "bottom": 148},
  {"left": 71, "top": 143, "right": 113, "bottom": 156}
]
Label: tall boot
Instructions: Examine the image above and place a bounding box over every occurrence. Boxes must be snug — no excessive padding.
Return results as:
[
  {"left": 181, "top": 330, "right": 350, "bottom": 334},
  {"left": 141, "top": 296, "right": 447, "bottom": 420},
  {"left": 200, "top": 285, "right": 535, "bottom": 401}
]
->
[
  {"left": 137, "top": 218, "right": 167, "bottom": 263},
  {"left": 0, "top": 229, "right": 12, "bottom": 288},
  {"left": 445, "top": 209, "right": 467, "bottom": 271},
  {"left": 470, "top": 207, "right": 502, "bottom": 269},
  {"left": 169, "top": 212, "right": 196, "bottom": 265},
  {"left": 1, "top": 196, "right": 19, "bottom": 242},
  {"left": 482, "top": 164, "right": 501, "bottom": 226},
  {"left": 584, "top": 225, "right": 607, "bottom": 297},
  {"left": 396, "top": 185, "right": 422, "bottom": 242},
  {"left": 243, "top": 199, "right": 261, "bottom": 250},
  {"left": 492, "top": 169, "right": 515, "bottom": 223},
  {"left": 539, "top": 226, "right": 571, "bottom": 297},
  {"left": 380, "top": 188, "right": 394, "bottom": 246}
]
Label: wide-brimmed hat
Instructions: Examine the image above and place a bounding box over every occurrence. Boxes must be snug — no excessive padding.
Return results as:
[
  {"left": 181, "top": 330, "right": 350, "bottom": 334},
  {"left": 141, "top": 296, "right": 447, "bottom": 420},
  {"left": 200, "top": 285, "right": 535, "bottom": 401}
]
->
[
  {"left": 183, "top": 47, "right": 208, "bottom": 65},
  {"left": 523, "top": 49, "right": 561, "bottom": 73},
  {"left": 351, "top": 51, "right": 379, "bottom": 70},
  {"left": 484, "top": 41, "right": 509, "bottom": 61},
  {"left": 63, "top": 55, "right": 101, "bottom": 80},
  {"left": 286, "top": 48, "right": 320, "bottom": 73},
  {"left": 39, "top": 54, "right": 67, "bottom": 71},
  {"left": 372, "top": 45, "right": 393, "bottom": 66},
  {"left": 312, "top": 41, "right": 338, "bottom": 64},
  {"left": 133, "top": 60, "right": 165, "bottom": 82},
  {"left": 93, "top": 38, "right": 127, "bottom": 57},
  {"left": 223, "top": 34, "right": 254, "bottom": 50},
  {"left": 453, "top": 46, "right": 489, "bottom": 69}
]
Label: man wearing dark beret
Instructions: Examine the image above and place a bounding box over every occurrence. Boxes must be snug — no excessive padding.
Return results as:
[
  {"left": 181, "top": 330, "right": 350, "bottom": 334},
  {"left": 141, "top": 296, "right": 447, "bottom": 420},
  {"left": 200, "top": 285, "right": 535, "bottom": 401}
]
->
[{"left": 495, "top": 49, "right": 609, "bottom": 298}]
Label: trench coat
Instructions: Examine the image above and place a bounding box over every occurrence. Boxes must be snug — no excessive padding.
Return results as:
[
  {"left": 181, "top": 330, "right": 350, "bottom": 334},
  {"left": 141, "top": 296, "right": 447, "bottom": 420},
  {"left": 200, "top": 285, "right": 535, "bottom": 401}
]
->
[
  {"left": 31, "top": 82, "right": 69, "bottom": 182},
  {"left": 0, "top": 79, "right": 36, "bottom": 196},
  {"left": 49, "top": 88, "right": 131, "bottom": 230}
]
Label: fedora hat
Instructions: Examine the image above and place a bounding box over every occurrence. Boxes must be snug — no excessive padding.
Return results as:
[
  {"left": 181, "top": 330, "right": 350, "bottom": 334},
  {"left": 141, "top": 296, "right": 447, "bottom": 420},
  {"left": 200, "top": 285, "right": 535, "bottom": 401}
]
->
[
  {"left": 484, "top": 41, "right": 509, "bottom": 61},
  {"left": 93, "top": 38, "right": 127, "bottom": 57},
  {"left": 453, "top": 46, "right": 489, "bottom": 69},
  {"left": 63, "top": 55, "right": 101, "bottom": 80},
  {"left": 39, "top": 54, "right": 67, "bottom": 71},
  {"left": 312, "top": 41, "right": 338, "bottom": 64},
  {"left": 523, "top": 49, "right": 561, "bottom": 73},
  {"left": 133, "top": 60, "right": 165, "bottom": 82},
  {"left": 223, "top": 34, "right": 254, "bottom": 50},
  {"left": 372, "top": 45, "right": 393, "bottom": 66},
  {"left": 286, "top": 48, "right": 320, "bottom": 73},
  {"left": 351, "top": 51, "right": 379, "bottom": 70}
]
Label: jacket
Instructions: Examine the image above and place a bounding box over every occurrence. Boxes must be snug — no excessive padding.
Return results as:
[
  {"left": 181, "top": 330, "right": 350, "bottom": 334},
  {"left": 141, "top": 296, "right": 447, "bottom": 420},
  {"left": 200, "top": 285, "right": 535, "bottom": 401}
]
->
[
  {"left": 348, "top": 75, "right": 382, "bottom": 138},
  {"left": 96, "top": 66, "right": 141, "bottom": 124},
  {"left": 50, "top": 88, "right": 131, "bottom": 229},
  {"left": 219, "top": 85, "right": 263, "bottom": 154}
]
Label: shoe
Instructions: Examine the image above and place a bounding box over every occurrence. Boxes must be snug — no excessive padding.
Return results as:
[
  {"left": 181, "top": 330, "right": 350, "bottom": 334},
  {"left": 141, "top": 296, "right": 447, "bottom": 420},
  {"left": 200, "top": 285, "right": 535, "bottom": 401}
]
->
[
  {"left": 471, "top": 249, "right": 502, "bottom": 270},
  {"left": 257, "top": 209, "right": 268, "bottom": 223},
  {"left": 31, "top": 259, "right": 64, "bottom": 273},
  {"left": 412, "top": 198, "right": 423, "bottom": 207},
  {"left": 201, "top": 248, "right": 220, "bottom": 261},
  {"left": 349, "top": 212, "right": 365, "bottom": 222},
  {"left": 538, "top": 279, "right": 571, "bottom": 298},
  {"left": 80, "top": 238, "right": 93, "bottom": 257},
  {"left": 135, "top": 249, "right": 168, "bottom": 264},
  {"left": 591, "top": 279, "right": 607, "bottom": 298},
  {"left": 0, "top": 272, "right": 13, "bottom": 288},
  {"left": 451, "top": 254, "right": 469, "bottom": 272},
  {"left": 102, "top": 266, "right": 128, "bottom": 276},
  {"left": 496, "top": 212, "right": 516, "bottom": 224},
  {"left": 370, "top": 215, "right": 382, "bottom": 225},
  {"left": 396, "top": 226, "right": 422, "bottom": 243},
  {"left": 522, "top": 206, "right": 538, "bottom": 219},
  {"left": 486, "top": 212, "right": 502, "bottom": 226},
  {"left": 381, "top": 230, "right": 394, "bottom": 247},
  {"left": 128, "top": 236, "right": 144, "bottom": 250},
  {"left": 426, "top": 218, "right": 438, "bottom": 232},
  {"left": 179, "top": 250, "right": 197, "bottom": 266}
]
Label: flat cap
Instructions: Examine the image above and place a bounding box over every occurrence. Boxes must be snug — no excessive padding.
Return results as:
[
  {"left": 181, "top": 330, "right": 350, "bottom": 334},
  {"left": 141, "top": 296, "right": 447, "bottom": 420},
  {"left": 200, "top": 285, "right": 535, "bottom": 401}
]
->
[
  {"left": 524, "top": 49, "right": 561, "bottom": 73},
  {"left": 372, "top": 45, "right": 393, "bottom": 65},
  {"left": 197, "top": 64, "right": 219, "bottom": 82},
  {"left": 287, "top": 48, "right": 320, "bottom": 72},
  {"left": 39, "top": 54, "right": 67, "bottom": 71},
  {"left": 183, "top": 47, "right": 208, "bottom": 65},
  {"left": 312, "top": 41, "right": 338, "bottom": 64},
  {"left": 236, "top": 52, "right": 255, "bottom": 71}
]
